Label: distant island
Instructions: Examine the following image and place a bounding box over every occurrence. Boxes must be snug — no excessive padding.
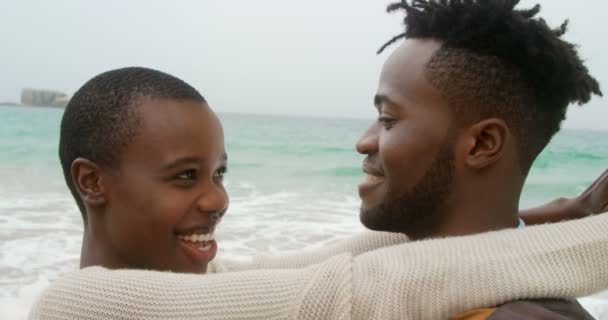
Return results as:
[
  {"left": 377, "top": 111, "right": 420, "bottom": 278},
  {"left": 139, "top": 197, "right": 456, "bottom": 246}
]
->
[
  {"left": 0, "top": 102, "right": 21, "bottom": 106},
  {"left": 0, "top": 88, "right": 70, "bottom": 108}
]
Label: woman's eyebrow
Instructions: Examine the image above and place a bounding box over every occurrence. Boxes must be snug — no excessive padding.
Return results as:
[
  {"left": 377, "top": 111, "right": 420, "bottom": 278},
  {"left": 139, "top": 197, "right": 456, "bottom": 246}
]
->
[{"left": 161, "top": 156, "right": 202, "bottom": 171}]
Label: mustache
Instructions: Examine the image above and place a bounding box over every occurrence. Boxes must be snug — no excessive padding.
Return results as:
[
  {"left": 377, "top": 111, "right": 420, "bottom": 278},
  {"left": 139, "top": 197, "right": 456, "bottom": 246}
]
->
[{"left": 362, "top": 157, "right": 384, "bottom": 176}]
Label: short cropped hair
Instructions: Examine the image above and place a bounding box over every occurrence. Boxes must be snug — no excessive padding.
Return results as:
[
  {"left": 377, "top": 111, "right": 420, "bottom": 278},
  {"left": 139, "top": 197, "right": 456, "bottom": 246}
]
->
[
  {"left": 59, "top": 67, "right": 206, "bottom": 220},
  {"left": 379, "top": 0, "right": 602, "bottom": 172}
]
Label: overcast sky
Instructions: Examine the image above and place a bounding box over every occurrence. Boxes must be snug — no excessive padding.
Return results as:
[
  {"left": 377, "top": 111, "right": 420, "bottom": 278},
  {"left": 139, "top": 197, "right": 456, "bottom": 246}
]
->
[{"left": 1, "top": 0, "right": 606, "bottom": 130}]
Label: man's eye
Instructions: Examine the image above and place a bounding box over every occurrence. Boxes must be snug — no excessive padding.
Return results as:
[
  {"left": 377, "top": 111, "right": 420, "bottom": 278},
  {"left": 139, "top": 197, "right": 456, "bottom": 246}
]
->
[
  {"left": 176, "top": 169, "right": 197, "bottom": 180},
  {"left": 378, "top": 116, "right": 396, "bottom": 128}
]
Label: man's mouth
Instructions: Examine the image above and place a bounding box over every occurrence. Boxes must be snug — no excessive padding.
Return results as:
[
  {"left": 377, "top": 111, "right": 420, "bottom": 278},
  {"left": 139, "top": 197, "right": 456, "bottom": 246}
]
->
[
  {"left": 361, "top": 160, "right": 385, "bottom": 184},
  {"left": 359, "top": 173, "right": 386, "bottom": 191},
  {"left": 359, "top": 160, "right": 386, "bottom": 198},
  {"left": 364, "top": 174, "right": 385, "bottom": 184}
]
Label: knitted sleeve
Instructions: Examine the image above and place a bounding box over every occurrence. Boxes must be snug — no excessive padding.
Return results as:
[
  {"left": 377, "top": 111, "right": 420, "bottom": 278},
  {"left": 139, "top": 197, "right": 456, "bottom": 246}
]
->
[
  {"left": 29, "top": 214, "right": 608, "bottom": 320},
  {"left": 352, "top": 213, "right": 608, "bottom": 319},
  {"left": 28, "top": 256, "right": 354, "bottom": 320}
]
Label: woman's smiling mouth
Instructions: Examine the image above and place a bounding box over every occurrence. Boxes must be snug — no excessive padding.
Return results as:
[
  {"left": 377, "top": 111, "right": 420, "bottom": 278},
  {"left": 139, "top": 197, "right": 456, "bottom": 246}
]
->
[
  {"left": 176, "top": 229, "right": 218, "bottom": 266},
  {"left": 178, "top": 232, "right": 215, "bottom": 251}
]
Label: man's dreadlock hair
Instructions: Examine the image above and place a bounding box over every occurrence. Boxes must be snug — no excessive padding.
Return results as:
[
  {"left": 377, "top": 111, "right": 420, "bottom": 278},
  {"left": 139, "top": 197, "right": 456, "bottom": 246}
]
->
[
  {"left": 59, "top": 67, "right": 206, "bottom": 221},
  {"left": 379, "top": 0, "right": 602, "bottom": 173}
]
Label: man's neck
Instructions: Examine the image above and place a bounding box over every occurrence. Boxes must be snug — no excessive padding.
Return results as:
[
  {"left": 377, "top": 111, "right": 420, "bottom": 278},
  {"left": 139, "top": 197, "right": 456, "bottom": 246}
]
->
[
  {"left": 431, "top": 208, "right": 520, "bottom": 238},
  {"left": 420, "top": 180, "right": 522, "bottom": 239}
]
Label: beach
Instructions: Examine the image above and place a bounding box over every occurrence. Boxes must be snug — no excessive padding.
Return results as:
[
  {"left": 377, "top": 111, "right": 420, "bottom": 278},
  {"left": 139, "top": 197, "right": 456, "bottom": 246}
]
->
[{"left": 1, "top": 105, "right": 607, "bottom": 319}]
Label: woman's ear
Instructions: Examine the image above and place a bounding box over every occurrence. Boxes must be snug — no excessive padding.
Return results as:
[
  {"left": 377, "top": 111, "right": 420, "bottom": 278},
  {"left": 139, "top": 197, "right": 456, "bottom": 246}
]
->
[
  {"left": 462, "top": 118, "right": 510, "bottom": 170},
  {"left": 71, "top": 158, "right": 107, "bottom": 207}
]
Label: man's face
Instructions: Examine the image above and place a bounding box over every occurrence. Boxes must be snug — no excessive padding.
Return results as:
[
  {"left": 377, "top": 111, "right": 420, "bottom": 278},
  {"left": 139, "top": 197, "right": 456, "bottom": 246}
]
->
[
  {"left": 100, "top": 99, "right": 228, "bottom": 273},
  {"left": 356, "top": 39, "right": 456, "bottom": 238}
]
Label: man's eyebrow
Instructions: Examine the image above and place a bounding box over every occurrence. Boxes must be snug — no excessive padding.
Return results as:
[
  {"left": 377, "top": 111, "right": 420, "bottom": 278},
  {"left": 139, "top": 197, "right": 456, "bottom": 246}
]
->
[
  {"left": 374, "top": 94, "right": 400, "bottom": 112},
  {"left": 220, "top": 153, "right": 228, "bottom": 163}
]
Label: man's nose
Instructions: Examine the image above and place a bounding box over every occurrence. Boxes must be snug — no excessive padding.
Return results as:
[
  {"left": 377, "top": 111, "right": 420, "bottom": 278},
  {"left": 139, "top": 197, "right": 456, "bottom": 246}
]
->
[{"left": 356, "top": 123, "right": 379, "bottom": 155}]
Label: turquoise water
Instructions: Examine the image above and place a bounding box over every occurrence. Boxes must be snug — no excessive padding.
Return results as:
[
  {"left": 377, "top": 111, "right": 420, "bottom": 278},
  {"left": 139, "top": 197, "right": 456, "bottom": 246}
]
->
[
  {"left": 1, "top": 105, "right": 606, "bottom": 202},
  {"left": 1, "top": 105, "right": 607, "bottom": 318}
]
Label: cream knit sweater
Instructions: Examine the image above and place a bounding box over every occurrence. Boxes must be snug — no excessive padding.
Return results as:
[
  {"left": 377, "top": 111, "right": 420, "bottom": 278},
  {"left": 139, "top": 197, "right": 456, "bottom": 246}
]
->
[{"left": 30, "top": 214, "right": 608, "bottom": 320}]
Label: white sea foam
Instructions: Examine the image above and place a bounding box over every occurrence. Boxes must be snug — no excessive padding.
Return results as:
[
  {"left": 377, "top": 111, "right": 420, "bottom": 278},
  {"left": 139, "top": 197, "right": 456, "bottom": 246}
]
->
[
  {"left": 2, "top": 185, "right": 608, "bottom": 319},
  {"left": 0, "top": 276, "right": 51, "bottom": 320},
  {"left": 0, "top": 184, "right": 371, "bottom": 319}
]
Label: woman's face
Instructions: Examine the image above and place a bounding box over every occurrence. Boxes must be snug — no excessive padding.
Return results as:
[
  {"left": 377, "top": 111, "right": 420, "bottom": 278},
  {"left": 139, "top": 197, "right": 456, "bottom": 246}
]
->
[{"left": 98, "top": 99, "right": 228, "bottom": 273}]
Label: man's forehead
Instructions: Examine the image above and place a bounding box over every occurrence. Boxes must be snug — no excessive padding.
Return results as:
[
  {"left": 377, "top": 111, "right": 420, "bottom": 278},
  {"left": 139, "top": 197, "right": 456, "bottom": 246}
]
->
[
  {"left": 381, "top": 39, "right": 442, "bottom": 79},
  {"left": 376, "top": 39, "right": 445, "bottom": 110}
]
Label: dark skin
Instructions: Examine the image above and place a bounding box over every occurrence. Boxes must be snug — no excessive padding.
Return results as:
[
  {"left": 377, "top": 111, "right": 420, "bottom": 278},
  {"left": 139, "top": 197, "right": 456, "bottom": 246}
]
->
[
  {"left": 357, "top": 39, "right": 607, "bottom": 239},
  {"left": 520, "top": 169, "right": 608, "bottom": 224},
  {"left": 73, "top": 99, "right": 228, "bottom": 274},
  {"left": 68, "top": 73, "right": 606, "bottom": 275}
]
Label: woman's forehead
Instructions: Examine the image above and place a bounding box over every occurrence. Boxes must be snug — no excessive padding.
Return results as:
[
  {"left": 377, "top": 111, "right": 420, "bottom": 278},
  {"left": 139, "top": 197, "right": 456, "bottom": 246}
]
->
[{"left": 122, "top": 100, "right": 225, "bottom": 164}]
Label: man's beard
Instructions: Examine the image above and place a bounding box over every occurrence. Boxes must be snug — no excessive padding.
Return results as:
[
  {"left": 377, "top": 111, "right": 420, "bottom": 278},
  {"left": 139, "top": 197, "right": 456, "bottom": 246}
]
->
[{"left": 360, "top": 143, "right": 455, "bottom": 239}]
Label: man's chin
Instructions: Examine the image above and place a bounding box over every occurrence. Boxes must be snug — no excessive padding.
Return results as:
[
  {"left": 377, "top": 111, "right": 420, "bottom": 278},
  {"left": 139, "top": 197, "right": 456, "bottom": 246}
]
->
[
  {"left": 359, "top": 200, "right": 434, "bottom": 238},
  {"left": 359, "top": 203, "right": 398, "bottom": 232}
]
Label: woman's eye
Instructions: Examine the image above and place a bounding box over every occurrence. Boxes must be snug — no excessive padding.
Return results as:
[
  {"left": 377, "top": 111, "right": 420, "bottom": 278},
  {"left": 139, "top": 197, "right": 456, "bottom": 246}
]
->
[
  {"left": 213, "top": 167, "right": 227, "bottom": 181},
  {"left": 176, "top": 169, "right": 197, "bottom": 180}
]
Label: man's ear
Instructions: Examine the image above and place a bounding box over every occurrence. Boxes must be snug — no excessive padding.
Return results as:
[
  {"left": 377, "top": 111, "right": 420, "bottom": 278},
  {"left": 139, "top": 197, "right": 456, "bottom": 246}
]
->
[
  {"left": 71, "top": 158, "right": 107, "bottom": 207},
  {"left": 460, "top": 118, "right": 510, "bottom": 170}
]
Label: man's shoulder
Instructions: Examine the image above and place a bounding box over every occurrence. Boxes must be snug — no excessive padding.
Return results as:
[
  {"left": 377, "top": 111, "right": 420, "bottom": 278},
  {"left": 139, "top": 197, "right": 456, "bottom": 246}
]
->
[{"left": 453, "top": 299, "right": 595, "bottom": 320}]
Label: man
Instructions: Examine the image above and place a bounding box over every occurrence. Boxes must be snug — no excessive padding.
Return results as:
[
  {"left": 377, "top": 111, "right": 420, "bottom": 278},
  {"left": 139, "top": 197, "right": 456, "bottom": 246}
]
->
[
  {"left": 355, "top": 0, "right": 603, "bottom": 317},
  {"left": 29, "top": 1, "right": 608, "bottom": 319},
  {"left": 359, "top": 0, "right": 602, "bottom": 240}
]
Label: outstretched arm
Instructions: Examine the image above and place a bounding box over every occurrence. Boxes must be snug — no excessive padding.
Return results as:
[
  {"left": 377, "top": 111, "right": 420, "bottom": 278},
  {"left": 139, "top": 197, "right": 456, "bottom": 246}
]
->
[
  {"left": 214, "top": 169, "right": 608, "bottom": 272},
  {"left": 210, "top": 231, "right": 409, "bottom": 272},
  {"left": 30, "top": 213, "right": 608, "bottom": 320},
  {"left": 520, "top": 169, "right": 608, "bottom": 225}
]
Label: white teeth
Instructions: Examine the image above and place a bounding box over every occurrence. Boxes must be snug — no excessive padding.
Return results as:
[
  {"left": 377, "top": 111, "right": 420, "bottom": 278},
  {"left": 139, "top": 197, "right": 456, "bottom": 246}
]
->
[
  {"left": 366, "top": 174, "right": 383, "bottom": 183},
  {"left": 198, "top": 243, "right": 212, "bottom": 251},
  {"left": 180, "top": 233, "right": 215, "bottom": 242}
]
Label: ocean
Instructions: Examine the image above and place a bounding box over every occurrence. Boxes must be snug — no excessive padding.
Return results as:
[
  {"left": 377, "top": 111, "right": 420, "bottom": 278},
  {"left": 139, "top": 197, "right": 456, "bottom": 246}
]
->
[{"left": 1, "top": 105, "right": 607, "bottom": 319}]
